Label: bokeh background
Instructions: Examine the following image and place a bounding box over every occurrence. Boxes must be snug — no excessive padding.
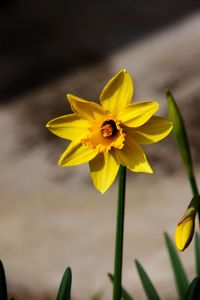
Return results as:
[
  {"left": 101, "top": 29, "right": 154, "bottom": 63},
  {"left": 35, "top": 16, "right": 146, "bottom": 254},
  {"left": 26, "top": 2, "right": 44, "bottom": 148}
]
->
[{"left": 1, "top": 0, "right": 200, "bottom": 299}]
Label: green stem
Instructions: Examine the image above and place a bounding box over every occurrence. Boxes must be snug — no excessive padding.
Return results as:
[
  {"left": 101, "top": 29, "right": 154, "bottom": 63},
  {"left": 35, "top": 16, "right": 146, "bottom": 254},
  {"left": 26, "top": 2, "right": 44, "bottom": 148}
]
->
[
  {"left": 113, "top": 165, "right": 126, "bottom": 300},
  {"left": 189, "top": 174, "right": 199, "bottom": 197},
  {"left": 189, "top": 174, "right": 200, "bottom": 223}
]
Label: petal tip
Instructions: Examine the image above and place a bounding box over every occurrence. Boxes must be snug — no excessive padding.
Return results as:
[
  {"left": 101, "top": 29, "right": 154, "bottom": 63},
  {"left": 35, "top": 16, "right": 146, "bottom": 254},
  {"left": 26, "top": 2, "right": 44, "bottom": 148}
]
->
[
  {"left": 58, "top": 156, "right": 65, "bottom": 166},
  {"left": 67, "top": 93, "right": 72, "bottom": 101},
  {"left": 100, "top": 186, "right": 110, "bottom": 194},
  {"left": 176, "top": 244, "right": 184, "bottom": 251},
  {"left": 92, "top": 185, "right": 106, "bottom": 194},
  {"left": 151, "top": 101, "right": 159, "bottom": 113},
  {"left": 93, "top": 182, "right": 109, "bottom": 194},
  {"left": 67, "top": 93, "right": 76, "bottom": 103},
  {"left": 145, "top": 167, "right": 153, "bottom": 174},
  {"left": 144, "top": 163, "right": 153, "bottom": 174}
]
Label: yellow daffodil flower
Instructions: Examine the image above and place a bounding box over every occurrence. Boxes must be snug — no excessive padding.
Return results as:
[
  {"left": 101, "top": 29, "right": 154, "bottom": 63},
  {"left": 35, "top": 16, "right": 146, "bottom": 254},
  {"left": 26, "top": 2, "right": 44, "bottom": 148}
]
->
[{"left": 46, "top": 69, "right": 172, "bottom": 193}]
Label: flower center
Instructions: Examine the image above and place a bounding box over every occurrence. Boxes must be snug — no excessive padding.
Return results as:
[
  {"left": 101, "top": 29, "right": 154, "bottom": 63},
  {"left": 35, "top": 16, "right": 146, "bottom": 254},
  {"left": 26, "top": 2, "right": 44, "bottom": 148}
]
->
[
  {"left": 82, "top": 117, "right": 125, "bottom": 153},
  {"left": 101, "top": 120, "right": 118, "bottom": 138}
]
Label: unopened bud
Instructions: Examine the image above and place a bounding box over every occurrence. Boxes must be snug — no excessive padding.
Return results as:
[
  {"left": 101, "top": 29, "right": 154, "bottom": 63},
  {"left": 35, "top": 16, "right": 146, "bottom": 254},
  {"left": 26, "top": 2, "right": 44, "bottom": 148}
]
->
[
  {"left": 174, "top": 195, "right": 200, "bottom": 251},
  {"left": 175, "top": 211, "right": 195, "bottom": 251}
]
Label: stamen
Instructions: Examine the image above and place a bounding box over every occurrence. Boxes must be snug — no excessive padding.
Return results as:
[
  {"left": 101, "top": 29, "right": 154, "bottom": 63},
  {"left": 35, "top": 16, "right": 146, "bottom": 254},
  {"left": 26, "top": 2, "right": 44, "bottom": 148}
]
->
[
  {"left": 101, "top": 120, "right": 118, "bottom": 138},
  {"left": 82, "top": 117, "right": 125, "bottom": 153}
]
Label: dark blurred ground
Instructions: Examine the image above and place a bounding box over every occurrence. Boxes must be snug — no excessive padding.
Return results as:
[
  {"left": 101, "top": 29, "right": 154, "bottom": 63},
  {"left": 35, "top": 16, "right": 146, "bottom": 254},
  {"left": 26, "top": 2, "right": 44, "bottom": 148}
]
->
[{"left": 0, "top": 0, "right": 199, "bottom": 101}]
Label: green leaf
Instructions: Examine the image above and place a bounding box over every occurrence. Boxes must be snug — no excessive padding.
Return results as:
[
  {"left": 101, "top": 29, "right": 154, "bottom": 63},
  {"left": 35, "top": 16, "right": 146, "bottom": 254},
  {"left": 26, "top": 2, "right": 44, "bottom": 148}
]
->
[
  {"left": 164, "top": 232, "right": 189, "bottom": 300},
  {"left": 134, "top": 260, "right": 161, "bottom": 300},
  {"left": 184, "top": 277, "right": 200, "bottom": 300},
  {"left": 166, "top": 90, "right": 198, "bottom": 196},
  {"left": 195, "top": 233, "right": 200, "bottom": 277},
  {"left": 56, "top": 267, "right": 72, "bottom": 300},
  {"left": 108, "top": 273, "right": 134, "bottom": 300},
  {"left": 166, "top": 90, "right": 193, "bottom": 177},
  {"left": 0, "top": 260, "right": 8, "bottom": 300}
]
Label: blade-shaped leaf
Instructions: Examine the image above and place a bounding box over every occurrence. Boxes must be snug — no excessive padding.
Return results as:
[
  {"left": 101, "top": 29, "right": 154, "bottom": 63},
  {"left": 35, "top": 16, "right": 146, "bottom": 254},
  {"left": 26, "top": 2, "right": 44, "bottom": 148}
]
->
[
  {"left": 134, "top": 260, "right": 161, "bottom": 300},
  {"left": 195, "top": 233, "right": 200, "bottom": 277},
  {"left": 56, "top": 267, "right": 72, "bottom": 300},
  {"left": 164, "top": 232, "right": 189, "bottom": 300},
  {"left": 166, "top": 90, "right": 193, "bottom": 177},
  {"left": 108, "top": 273, "right": 134, "bottom": 300},
  {"left": 184, "top": 277, "right": 200, "bottom": 300},
  {"left": 0, "top": 260, "right": 8, "bottom": 300},
  {"left": 166, "top": 90, "right": 198, "bottom": 196}
]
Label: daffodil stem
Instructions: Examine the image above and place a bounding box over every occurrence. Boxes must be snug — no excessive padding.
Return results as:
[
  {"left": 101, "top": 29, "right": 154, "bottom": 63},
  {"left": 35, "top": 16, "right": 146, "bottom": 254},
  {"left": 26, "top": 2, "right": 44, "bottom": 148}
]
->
[
  {"left": 189, "top": 174, "right": 200, "bottom": 223},
  {"left": 113, "top": 165, "right": 126, "bottom": 300},
  {"left": 189, "top": 174, "right": 199, "bottom": 197}
]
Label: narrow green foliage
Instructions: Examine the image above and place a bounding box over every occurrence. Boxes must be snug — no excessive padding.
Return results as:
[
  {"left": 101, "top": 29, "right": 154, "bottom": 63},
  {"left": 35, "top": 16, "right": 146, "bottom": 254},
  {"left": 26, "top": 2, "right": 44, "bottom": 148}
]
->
[
  {"left": 166, "top": 90, "right": 199, "bottom": 197},
  {"left": 108, "top": 273, "right": 134, "bottom": 300},
  {"left": 0, "top": 260, "right": 8, "bottom": 300},
  {"left": 134, "top": 260, "right": 161, "bottom": 300},
  {"left": 164, "top": 233, "right": 189, "bottom": 300},
  {"left": 56, "top": 267, "right": 72, "bottom": 300},
  {"left": 195, "top": 233, "right": 200, "bottom": 277},
  {"left": 184, "top": 277, "right": 200, "bottom": 300},
  {"left": 166, "top": 91, "right": 194, "bottom": 178}
]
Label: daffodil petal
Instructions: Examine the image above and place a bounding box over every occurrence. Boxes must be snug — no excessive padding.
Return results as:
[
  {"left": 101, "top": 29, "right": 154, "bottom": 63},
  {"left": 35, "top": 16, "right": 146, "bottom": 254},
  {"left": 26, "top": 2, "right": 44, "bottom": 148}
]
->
[
  {"left": 118, "top": 101, "right": 159, "bottom": 127},
  {"left": 46, "top": 113, "right": 90, "bottom": 140},
  {"left": 100, "top": 69, "right": 133, "bottom": 114},
  {"left": 125, "top": 116, "right": 173, "bottom": 144},
  {"left": 89, "top": 151, "right": 120, "bottom": 193},
  {"left": 59, "top": 140, "right": 98, "bottom": 166},
  {"left": 67, "top": 94, "right": 105, "bottom": 120},
  {"left": 114, "top": 135, "right": 153, "bottom": 173}
]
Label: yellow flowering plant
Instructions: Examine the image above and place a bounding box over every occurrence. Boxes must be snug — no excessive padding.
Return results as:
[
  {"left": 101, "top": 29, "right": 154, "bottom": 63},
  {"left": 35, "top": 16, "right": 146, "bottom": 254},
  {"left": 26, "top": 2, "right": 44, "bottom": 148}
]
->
[
  {"left": 46, "top": 69, "right": 172, "bottom": 193},
  {"left": 167, "top": 91, "right": 200, "bottom": 251},
  {"left": 46, "top": 70, "right": 173, "bottom": 300},
  {"left": 1, "top": 72, "right": 200, "bottom": 300}
]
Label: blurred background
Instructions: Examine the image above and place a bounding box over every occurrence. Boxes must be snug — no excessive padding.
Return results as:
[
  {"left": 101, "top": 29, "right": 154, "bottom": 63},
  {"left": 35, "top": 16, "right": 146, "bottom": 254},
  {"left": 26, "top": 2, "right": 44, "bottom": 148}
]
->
[{"left": 1, "top": 0, "right": 200, "bottom": 299}]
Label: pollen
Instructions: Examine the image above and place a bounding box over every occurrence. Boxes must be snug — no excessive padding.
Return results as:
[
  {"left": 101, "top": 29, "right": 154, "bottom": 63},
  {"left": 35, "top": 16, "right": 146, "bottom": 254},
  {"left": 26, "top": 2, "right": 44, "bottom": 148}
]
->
[
  {"left": 101, "top": 120, "right": 118, "bottom": 138},
  {"left": 81, "top": 117, "right": 125, "bottom": 153}
]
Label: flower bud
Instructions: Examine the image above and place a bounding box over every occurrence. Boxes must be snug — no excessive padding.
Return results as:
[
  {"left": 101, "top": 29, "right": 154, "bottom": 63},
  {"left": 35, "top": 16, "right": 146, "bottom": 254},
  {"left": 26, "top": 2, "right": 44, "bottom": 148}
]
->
[{"left": 175, "top": 212, "right": 195, "bottom": 251}]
